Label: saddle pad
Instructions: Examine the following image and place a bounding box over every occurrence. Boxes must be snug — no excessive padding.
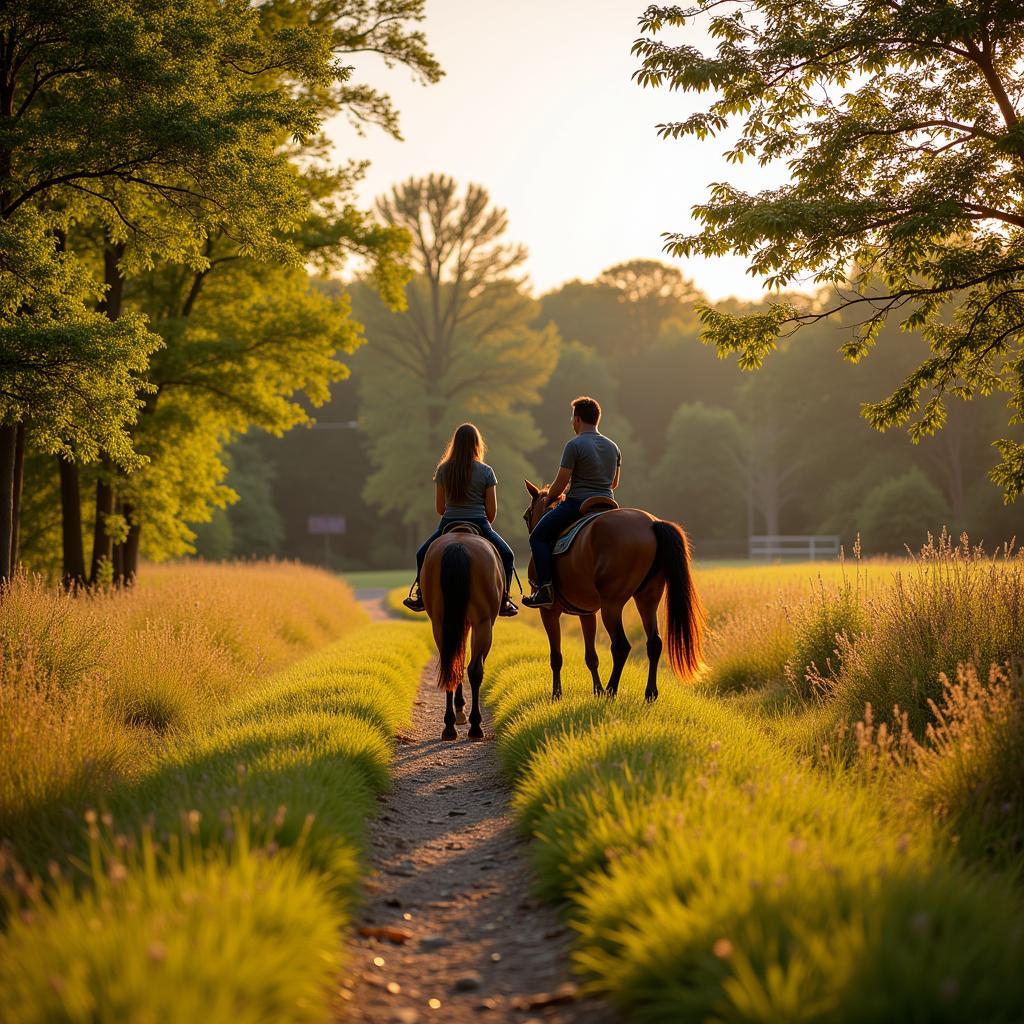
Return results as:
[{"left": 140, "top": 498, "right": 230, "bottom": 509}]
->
[{"left": 552, "top": 509, "right": 615, "bottom": 557}]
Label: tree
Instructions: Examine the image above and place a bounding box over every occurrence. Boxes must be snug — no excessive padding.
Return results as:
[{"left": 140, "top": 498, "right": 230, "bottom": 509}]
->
[
  {"left": 634, "top": 2, "right": 1024, "bottom": 500},
  {"left": 650, "top": 402, "right": 746, "bottom": 539},
  {"left": 859, "top": 469, "right": 951, "bottom": 555},
  {"left": 356, "top": 174, "right": 560, "bottom": 537},
  {"left": 596, "top": 260, "right": 700, "bottom": 355},
  {"left": 5, "top": 0, "right": 441, "bottom": 583}
]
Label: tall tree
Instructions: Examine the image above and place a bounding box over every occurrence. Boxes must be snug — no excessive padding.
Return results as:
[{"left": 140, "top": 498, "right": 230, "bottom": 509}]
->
[
  {"left": 8, "top": 0, "right": 441, "bottom": 582},
  {"left": 356, "top": 174, "right": 560, "bottom": 537},
  {"left": 634, "top": 1, "right": 1024, "bottom": 500}
]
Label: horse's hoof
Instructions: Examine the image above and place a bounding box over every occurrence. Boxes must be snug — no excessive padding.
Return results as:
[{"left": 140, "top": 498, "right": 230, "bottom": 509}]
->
[
  {"left": 593, "top": 686, "right": 605, "bottom": 698},
  {"left": 605, "top": 688, "right": 618, "bottom": 700},
  {"left": 551, "top": 691, "right": 562, "bottom": 703},
  {"left": 468, "top": 726, "right": 484, "bottom": 740},
  {"left": 455, "top": 711, "right": 467, "bottom": 725},
  {"left": 441, "top": 727, "right": 458, "bottom": 741}
]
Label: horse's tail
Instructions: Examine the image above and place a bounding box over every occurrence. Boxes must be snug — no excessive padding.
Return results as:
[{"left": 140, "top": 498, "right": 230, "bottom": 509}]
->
[
  {"left": 652, "top": 520, "right": 705, "bottom": 679},
  {"left": 437, "top": 542, "right": 472, "bottom": 691}
]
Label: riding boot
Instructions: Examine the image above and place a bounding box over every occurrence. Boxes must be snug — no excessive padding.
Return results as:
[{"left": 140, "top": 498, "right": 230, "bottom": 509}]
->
[
  {"left": 499, "top": 592, "right": 519, "bottom": 617},
  {"left": 522, "top": 583, "right": 554, "bottom": 609},
  {"left": 402, "top": 580, "right": 425, "bottom": 613}
]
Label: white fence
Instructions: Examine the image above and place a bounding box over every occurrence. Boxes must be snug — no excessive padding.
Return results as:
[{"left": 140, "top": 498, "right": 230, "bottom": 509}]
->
[{"left": 748, "top": 534, "right": 840, "bottom": 561}]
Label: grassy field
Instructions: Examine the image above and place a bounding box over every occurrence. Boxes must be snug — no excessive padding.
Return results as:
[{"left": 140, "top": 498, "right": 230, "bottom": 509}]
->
[
  {"left": 0, "top": 564, "right": 432, "bottom": 1023},
  {"left": 480, "top": 537, "right": 1024, "bottom": 1020},
  {"left": 341, "top": 569, "right": 414, "bottom": 591}
]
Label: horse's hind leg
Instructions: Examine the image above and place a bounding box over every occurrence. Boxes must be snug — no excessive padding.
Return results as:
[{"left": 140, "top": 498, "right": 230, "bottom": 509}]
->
[
  {"left": 540, "top": 607, "right": 563, "bottom": 701},
  {"left": 442, "top": 690, "right": 458, "bottom": 741},
  {"left": 635, "top": 577, "right": 665, "bottom": 703},
  {"left": 454, "top": 682, "right": 467, "bottom": 725},
  {"left": 466, "top": 619, "right": 492, "bottom": 740},
  {"left": 581, "top": 612, "right": 604, "bottom": 696},
  {"left": 601, "top": 602, "right": 631, "bottom": 698}
]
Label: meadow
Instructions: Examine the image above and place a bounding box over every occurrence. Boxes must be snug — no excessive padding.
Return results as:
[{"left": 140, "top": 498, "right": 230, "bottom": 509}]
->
[
  {"left": 2, "top": 543, "right": 1022, "bottom": 1022},
  {"left": 476, "top": 535, "right": 1024, "bottom": 1021},
  {"left": 0, "top": 563, "right": 432, "bottom": 1023}
]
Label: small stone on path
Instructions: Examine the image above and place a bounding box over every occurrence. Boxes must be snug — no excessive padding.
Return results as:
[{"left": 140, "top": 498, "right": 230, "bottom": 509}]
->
[{"left": 452, "top": 972, "right": 483, "bottom": 992}]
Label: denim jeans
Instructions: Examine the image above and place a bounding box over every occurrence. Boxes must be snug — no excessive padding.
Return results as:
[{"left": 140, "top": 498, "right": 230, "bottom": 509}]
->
[
  {"left": 528, "top": 498, "right": 583, "bottom": 586},
  {"left": 416, "top": 516, "right": 515, "bottom": 592}
]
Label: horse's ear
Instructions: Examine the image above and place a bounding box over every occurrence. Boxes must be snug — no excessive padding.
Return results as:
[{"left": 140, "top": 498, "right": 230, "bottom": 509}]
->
[{"left": 525, "top": 479, "right": 540, "bottom": 498}]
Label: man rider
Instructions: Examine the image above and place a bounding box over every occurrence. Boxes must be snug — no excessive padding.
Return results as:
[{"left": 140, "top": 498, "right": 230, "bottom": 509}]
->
[{"left": 521, "top": 395, "right": 621, "bottom": 609}]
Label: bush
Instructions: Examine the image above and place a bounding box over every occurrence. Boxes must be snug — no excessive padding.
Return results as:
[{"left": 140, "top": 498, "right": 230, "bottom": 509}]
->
[
  {"left": 858, "top": 468, "right": 950, "bottom": 555},
  {"left": 786, "top": 572, "right": 867, "bottom": 700},
  {"left": 824, "top": 533, "right": 1024, "bottom": 735},
  {"left": 914, "top": 661, "right": 1024, "bottom": 875}
]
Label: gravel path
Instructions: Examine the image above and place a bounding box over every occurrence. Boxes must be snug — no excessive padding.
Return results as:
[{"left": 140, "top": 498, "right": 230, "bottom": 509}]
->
[{"left": 337, "top": 658, "right": 619, "bottom": 1024}]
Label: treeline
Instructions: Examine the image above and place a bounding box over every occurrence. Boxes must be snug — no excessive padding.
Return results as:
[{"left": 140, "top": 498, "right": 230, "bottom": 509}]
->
[
  {"left": 222, "top": 242, "right": 1020, "bottom": 567},
  {"left": 4, "top": 0, "right": 440, "bottom": 585}
]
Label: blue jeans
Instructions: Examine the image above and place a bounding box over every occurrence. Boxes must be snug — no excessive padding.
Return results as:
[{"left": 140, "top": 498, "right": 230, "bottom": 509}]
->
[
  {"left": 529, "top": 498, "right": 583, "bottom": 586},
  {"left": 416, "top": 517, "right": 515, "bottom": 592}
]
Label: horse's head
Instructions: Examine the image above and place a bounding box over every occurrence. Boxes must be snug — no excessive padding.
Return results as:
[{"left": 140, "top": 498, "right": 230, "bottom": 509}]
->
[{"left": 523, "top": 479, "right": 561, "bottom": 532}]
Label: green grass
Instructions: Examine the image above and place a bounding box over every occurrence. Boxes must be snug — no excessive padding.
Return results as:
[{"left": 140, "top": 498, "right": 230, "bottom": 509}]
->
[
  {"left": 1, "top": 621, "right": 432, "bottom": 1023},
  {"left": 340, "top": 569, "right": 413, "bottom": 590},
  {"left": 484, "top": 622, "right": 1024, "bottom": 1022}
]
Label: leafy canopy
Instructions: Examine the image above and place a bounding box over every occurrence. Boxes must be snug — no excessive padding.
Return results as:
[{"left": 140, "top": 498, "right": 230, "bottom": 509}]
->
[{"left": 634, "top": 1, "right": 1024, "bottom": 498}]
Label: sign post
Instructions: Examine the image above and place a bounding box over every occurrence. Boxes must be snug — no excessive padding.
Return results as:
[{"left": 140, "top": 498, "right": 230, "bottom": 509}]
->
[{"left": 307, "top": 514, "right": 347, "bottom": 567}]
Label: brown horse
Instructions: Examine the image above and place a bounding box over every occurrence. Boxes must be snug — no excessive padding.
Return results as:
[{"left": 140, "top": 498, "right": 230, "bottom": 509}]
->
[
  {"left": 421, "top": 529, "right": 503, "bottom": 739},
  {"left": 523, "top": 482, "right": 704, "bottom": 700}
]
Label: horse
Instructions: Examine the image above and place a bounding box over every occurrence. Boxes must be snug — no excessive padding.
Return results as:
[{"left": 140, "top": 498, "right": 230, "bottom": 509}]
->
[
  {"left": 420, "top": 528, "right": 503, "bottom": 740},
  {"left": 523, "top": 481, "right": 704, "bottom": 701}
]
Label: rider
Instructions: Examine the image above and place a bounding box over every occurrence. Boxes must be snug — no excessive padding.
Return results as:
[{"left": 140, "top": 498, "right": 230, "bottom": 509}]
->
[
  {"left": 522, "top": 395, "right": 621, "bottom": 609},
  {"left": 403, "top": 422, "right": 518, "bottom": 617}
]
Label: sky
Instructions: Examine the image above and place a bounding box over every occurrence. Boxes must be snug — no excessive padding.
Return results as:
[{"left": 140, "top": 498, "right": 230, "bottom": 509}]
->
[{"left": 326, "top": 0, "right": 789, "bottom": 301}]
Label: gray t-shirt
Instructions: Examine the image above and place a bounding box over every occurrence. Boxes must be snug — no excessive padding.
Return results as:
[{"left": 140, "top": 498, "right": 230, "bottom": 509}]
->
[
  {"left": 561, "top": 431, "right": 621, "bottom": 500},
  {"left": 434, "top": 460, "right": 497, "bottom": 518}
]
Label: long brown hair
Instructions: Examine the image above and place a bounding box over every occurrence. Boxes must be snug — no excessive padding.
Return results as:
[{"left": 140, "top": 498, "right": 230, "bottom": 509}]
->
[{"left": 436, "top": 423, "right": 485, "bottom": 503}]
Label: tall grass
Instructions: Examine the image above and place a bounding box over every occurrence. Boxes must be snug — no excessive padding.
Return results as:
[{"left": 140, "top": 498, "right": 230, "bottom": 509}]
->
[
  {"left": 1, "top": 621, "right": 432, "bottom": 1023},
  {"left": 1, "top": 562, "right": 366, "bottom": 867},
  {"left": 485, "top": 623, "right": 1024, "bottom": 1022}
]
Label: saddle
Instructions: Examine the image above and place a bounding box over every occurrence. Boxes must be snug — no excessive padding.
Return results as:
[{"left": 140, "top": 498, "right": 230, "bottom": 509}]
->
[
  {"left": 440, "top": 521, "right": 482, "bottom": 536},
  {"left": 552, "top": 497, "right": 618, "bottom": 557}
]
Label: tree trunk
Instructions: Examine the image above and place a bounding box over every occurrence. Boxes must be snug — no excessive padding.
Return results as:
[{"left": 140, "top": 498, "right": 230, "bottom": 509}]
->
[
  {"left": 59, "top": 458, "right": 87, "bottom": 589},
  {"left": 90, "top": 470, "right": 115, "bottom": 585},
  {"left": 10, "top": 421, "right": 24, "bottom": 569},
  {"left": 123, "top": 507, "right": 141, "bottom": 585},
  {"left": 0, "top": 423, "right": 16, "bottom": 582},
  {"left": 88, "top": 241, "right": 126, "bottom": 586}
]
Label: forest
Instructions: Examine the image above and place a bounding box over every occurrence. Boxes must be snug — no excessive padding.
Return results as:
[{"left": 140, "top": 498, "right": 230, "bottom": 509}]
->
[{"left": 193, "top": 249, "right": 1022, "bottom": 570}]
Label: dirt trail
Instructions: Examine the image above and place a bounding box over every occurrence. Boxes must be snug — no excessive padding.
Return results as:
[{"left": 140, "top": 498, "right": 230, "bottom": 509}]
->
[
  {"left": 355, "top": 588, "right": 392, "bottom": 622},
  {"left": 338, "top": 658, "right": 618, "bottom": 1024}
]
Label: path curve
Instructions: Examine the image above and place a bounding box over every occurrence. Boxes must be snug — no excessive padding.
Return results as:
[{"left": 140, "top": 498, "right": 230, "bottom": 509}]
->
[
  {"left": 337, "top": 659, "right": 618, "bottom": 1024},
  {"left": 355, "top": 587, "right": 393, "bottom": 622}
]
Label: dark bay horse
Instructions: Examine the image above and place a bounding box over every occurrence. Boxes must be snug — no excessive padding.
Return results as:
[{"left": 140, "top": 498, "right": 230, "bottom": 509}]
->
[
  {"left": 421, "top": 529, "right": 502, "bottom": 740},
  {"left": 523, "top": 481, "right": 704, "bottom": 700}
]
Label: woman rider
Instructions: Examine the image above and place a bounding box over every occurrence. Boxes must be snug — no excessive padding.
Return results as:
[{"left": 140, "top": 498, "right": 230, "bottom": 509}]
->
[{"left": 403, "top": 422, "right": 518, "bottom": 616}]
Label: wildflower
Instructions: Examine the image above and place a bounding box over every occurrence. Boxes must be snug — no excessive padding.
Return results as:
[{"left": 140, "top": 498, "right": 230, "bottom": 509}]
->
[{"left": 712, "top": 938, "right": 733, "bottom": 958}]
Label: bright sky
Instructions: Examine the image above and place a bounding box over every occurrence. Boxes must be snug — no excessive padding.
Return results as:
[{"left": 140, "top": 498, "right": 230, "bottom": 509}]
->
[{"left": 326, "top": 0, "right": 788, "bottom": 301}]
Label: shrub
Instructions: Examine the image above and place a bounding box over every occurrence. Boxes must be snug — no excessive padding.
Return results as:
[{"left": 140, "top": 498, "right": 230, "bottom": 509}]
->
[
  {"left": 914, "top": 661, "right": 1024, "bottom": 875},
  {"left": 786, "top": 572, "right": 867, "bottom": 700},
  {"left": 858, "top": 468, "right": 950, "bottom": 555},
  {"left": 824, "top": 533, "right": 1024, "bottom": 735}
]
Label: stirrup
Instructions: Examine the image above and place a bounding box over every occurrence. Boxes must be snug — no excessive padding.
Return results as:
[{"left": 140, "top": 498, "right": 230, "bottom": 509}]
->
[
  {"left": 521, "top": 583, "right": 554, "bottom": 609},
  {"left": 402, "top": 582, "right": 425, "bottom": 613},
  {"left": 499, "top": 594, "right": 519, "bottom": 617}
]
